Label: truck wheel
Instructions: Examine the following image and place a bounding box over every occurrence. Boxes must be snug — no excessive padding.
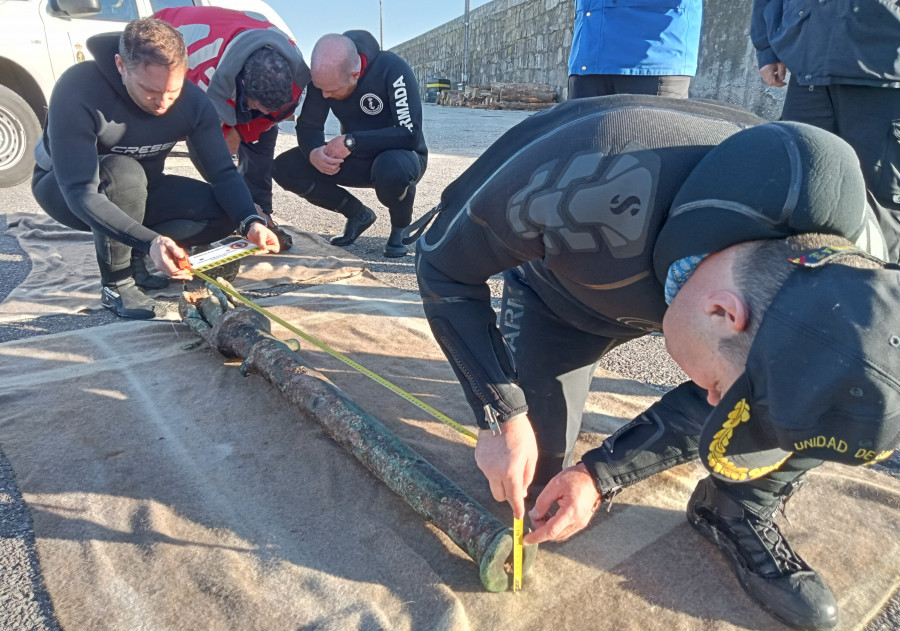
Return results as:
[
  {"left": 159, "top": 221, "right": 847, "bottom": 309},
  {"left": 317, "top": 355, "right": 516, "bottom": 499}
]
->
[{"left": 0, "top": 84, "right": 41, "bottom": 188}]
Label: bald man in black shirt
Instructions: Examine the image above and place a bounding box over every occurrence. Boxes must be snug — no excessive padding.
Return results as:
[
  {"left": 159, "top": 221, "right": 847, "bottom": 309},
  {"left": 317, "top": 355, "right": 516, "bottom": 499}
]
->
[{"left": 273, "top": 30, "right": 427, "bottom": 258}]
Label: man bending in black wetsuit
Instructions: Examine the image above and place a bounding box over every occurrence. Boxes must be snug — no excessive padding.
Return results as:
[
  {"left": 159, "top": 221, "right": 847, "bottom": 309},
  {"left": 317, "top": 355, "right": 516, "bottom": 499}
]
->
[
  {"left": 32, "top": 17, "right": 280, "bottom": 319},
  {"left": 415, "top": 95, "right": 897, "bottom": 630}
]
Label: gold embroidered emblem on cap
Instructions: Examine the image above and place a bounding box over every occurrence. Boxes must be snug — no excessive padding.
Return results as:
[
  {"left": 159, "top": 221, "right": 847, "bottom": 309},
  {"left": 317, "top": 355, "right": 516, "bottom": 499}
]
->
[{"left": 707, "top": 398, "right": 791, "bottom": 480}]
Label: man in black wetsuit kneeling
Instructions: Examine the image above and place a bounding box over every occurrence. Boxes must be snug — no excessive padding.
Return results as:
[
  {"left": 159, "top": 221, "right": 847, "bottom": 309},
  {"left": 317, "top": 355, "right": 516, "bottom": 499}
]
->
[{"left": 32, "top": 17, "right": 281, "bottom": 319}]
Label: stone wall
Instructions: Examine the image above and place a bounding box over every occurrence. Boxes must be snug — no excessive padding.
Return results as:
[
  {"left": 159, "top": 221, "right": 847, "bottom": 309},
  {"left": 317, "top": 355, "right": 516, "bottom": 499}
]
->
[{"left": 390, "top": 0, "right": 785, "bottom": 120}]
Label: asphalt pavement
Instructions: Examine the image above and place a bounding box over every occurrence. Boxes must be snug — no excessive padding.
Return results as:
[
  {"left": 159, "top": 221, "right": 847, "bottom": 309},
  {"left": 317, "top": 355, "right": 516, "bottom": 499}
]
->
[{"left": 0, "top": 103, "right": 896, "bottom": 630}]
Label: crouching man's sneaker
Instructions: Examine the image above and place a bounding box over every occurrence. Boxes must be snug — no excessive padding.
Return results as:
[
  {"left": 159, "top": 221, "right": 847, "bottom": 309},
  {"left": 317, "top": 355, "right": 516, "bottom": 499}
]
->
[
  {"left": 258, "top": 209, "right": 293, "bottom": 252},
  {"left": 687, "top": 476, "right": 838, "bottom": 630},
  {"left": 271, "top": 224, "right": 293, "bottom": 252}
]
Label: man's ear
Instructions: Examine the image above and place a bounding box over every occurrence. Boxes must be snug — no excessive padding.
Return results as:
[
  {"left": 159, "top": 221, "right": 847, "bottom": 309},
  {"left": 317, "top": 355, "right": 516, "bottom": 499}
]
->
[
  {"left": 114, "top": 54, "right": 126, "bottom": 77},
  {"left": 701, "top": 290, "right": 749, "bottom": 334}
]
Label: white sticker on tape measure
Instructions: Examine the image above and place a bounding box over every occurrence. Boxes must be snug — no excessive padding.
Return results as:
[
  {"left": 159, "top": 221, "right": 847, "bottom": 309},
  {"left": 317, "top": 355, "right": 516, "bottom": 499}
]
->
[{"left": 189, "top": 240, "right": 259, "bottom": 270}]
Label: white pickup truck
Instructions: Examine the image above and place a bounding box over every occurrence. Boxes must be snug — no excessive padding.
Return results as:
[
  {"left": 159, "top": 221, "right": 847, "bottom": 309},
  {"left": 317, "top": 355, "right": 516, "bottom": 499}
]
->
[{"left": 0, "top": 0, "right": 294, "bottom": 188}]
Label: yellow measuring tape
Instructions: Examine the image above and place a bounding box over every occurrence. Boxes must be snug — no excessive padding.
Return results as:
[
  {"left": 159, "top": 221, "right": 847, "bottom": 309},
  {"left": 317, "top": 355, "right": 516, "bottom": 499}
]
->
[
  {"left": 189, "top": 250, "right": 524, "bottom": 589},
  {"left": 513, "top": 517, "right": 524, "bottom": 592},
  {"left": 187, "top": 239, "right": 261, "bottom": 271},
  {"left": 192, "top": 267, "right": 478, "bottom": 441}
]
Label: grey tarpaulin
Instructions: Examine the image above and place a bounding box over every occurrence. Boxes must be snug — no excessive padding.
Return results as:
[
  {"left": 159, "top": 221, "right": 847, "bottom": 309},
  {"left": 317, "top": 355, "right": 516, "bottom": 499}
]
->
[{"left": 0, "top": 235, "right": 897, "bottom": 629}]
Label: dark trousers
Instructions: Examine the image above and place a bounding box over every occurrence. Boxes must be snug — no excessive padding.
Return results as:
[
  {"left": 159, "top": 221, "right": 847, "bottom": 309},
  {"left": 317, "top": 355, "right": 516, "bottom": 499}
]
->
[
  {"left": 273, "top": 146, "right": 427, "bottom": 228},
  {"left": 32, "top": 154, "right": 236, "bottom": 249},
  {"left": 568, "top": 74, "right": 691, "bottom": 100},
  {"left": 499, "top": 268, "right": 818, "bottom": 507},
  {"left": 781, "top": 75, "right": 900, "bottom": 260},
  {"left": 187, "top": 124, "right": 280, "bottom": 216},
  {"left": 238, "top": 124, "right": 280, "bottom": 216}
]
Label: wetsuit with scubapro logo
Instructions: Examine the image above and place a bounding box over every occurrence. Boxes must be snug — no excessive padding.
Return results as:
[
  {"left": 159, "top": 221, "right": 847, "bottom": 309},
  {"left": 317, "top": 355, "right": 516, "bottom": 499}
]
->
[
  {"left": 418, "top": 95, "right": 888, "bottom": 497},
  {"left": 32, "top": 33, "right": 259, "bottom": 253},
  {"left": 416, "top": 96, "right": 769, "bottom": 490}
]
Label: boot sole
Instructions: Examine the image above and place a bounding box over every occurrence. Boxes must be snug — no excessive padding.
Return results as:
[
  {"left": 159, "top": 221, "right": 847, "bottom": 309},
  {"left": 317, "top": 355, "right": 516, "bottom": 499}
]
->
[{"left": 100, "top": 298, "right": 156, "bottom": 320}]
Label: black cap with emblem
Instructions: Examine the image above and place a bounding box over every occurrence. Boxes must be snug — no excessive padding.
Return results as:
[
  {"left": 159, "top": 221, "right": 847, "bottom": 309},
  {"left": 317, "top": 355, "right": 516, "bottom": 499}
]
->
[{"left": 700, "top": 247, "right": 900, "bottom": 481}]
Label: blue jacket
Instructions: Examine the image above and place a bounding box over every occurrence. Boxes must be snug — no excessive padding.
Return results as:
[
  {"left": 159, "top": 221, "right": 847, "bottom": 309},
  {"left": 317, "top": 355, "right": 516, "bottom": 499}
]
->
[
  {"left": 751, "top": 0, "right": 900, "bottom": 87},
  {"left": 568, "top": 0, "right": 703, "bottom": 77}
]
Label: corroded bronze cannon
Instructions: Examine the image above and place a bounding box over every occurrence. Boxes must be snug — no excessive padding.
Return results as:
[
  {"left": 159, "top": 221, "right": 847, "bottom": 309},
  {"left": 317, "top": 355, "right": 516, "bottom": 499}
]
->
[{"left": 179, "top": 286, "right": 536, "bottom": 591}]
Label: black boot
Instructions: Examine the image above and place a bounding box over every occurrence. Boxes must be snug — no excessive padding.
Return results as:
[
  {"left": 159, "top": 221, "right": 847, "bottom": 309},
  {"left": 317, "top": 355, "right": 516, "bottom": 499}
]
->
[
  {"left": 383, "top": 227, "right": 409, "bottom": 257},
  {"left": 259, "top": 210, "right": 293, "bottom": 252},
  {"left": 95, "top": 232, "right": 158, "bottom": 319},
  {"left": 131, "top": 251, "right": 169, "bottom": 290},
  {"left": 687, "top": 476, "right": 838, "bottom": 630},
  {"left": 330, "top": 205, "right": 376, "bottom": 247},
  {"left": 271, "top": 224, "right": 293, "bottom": 252},
  {"left": 100, "top": 280, "right": 158, "bottom": 319}
]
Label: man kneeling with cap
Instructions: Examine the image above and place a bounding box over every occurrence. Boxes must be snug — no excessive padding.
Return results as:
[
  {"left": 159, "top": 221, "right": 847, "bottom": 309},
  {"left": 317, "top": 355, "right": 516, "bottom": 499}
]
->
[{"left": 415, "top": 95, "right": 897, "bottom": 630}]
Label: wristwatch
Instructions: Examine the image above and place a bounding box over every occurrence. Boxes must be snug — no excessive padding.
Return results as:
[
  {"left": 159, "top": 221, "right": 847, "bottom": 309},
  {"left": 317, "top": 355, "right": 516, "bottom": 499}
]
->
[
  {"left": 239, "top": 214, "right": 266, "bottom": 237},
  {"left": 343, "top": 133, "right": 357, "bottom": 153}
]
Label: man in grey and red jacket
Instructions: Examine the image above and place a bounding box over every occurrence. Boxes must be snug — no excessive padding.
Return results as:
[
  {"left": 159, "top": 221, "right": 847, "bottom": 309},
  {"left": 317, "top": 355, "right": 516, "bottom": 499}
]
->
[
  {"left": 273, "top": 30, "right": 427, "bottom": 258},
  {"left": 155, "top": 5, "right": 310, "bottom": 247}
]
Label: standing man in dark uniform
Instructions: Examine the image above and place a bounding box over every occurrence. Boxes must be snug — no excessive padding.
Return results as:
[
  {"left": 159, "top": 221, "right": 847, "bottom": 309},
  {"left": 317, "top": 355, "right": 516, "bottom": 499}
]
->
[
  {"left": 31, "top": 18, "right": 280, "bottom": 319},
  {"left": 273, "top": 31, "right": 427, "bottom": 258},
  {"left": 415, "top": 96, "right": 895, "bottom": 630},
  {"left": 751, "top": 0, "right": 900, "bottom": 260}
]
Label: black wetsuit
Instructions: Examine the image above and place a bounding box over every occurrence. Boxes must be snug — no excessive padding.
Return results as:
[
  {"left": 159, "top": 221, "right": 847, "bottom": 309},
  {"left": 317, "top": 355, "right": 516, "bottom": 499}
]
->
[
  {"left": 273, "top": 30, "right": 427, "bottom": 228},
  {"left": 415, "top": 95, "right": 834, "bottom": 505},
  {"left": 32, "top": 33, "right": 258, "bottom": 254}
]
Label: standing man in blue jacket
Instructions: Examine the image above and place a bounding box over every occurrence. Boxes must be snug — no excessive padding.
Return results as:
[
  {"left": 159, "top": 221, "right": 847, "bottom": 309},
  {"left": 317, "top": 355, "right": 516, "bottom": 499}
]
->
[
  {"left": 273, "top": 31, "right": 427, "bottom": 258},
  {"left": 567, "top": 0, "right": 703, "bottom": 100},
  {"left": 752, "top": 0, "right": 900, "bottom": 260}
]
